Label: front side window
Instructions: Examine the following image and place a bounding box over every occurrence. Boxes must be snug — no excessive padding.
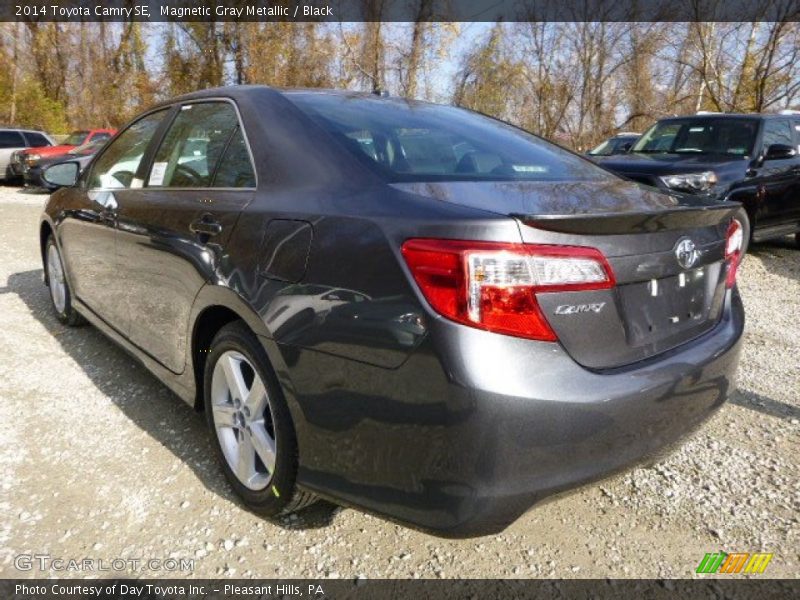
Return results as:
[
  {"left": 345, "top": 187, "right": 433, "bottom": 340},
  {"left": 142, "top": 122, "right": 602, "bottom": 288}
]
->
[
  {"left": 761, "top": 120, "right": 793, "bottom": 153},
  {"left": 0, "top": 130, "right": 25, "bottom": 148},
  {"left": 89, "top": 110, "right": 168, "bottom": 189},
  {"left": 285, "top": 93, "right": 611, "bottom": 182},
  {"left": 148, "top": 102, "right": 241, "bottom": 188},
  {"left": 633, "top": 118, "right": 758, "bottom": 156}
]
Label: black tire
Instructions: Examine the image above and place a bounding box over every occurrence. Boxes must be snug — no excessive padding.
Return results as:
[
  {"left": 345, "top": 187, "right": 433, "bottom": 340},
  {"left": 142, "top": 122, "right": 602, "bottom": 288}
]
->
[
  {"left": 44, "top": 236, "right": 84, "bottom": 326},
  {"left": 794, "top": 231, "right": 800, "bottom": 249},
  {"left": 204, "top": 321, "right": 316, "bottom": 516}
]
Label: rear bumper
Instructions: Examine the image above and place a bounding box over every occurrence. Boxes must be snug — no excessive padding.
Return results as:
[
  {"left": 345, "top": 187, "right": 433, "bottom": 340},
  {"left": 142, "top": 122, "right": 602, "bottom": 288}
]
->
[{"left": 277, "top": 290, "right": 744, "bottom": 537}]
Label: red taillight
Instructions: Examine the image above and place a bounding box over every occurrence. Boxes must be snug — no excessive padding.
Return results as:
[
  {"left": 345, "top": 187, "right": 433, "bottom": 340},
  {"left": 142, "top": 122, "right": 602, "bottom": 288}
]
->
[
  {"left": 725, "top": 219, "right": 744, "bottom": 288},
  {"left": 401, "top": 239, "right": 615, "bottom": 341}
]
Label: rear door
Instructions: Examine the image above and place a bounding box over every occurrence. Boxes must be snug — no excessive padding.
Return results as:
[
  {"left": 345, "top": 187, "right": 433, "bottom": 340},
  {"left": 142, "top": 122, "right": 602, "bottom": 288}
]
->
[{"left": 115, "top": 100, "right": 256, "bottom": 373}]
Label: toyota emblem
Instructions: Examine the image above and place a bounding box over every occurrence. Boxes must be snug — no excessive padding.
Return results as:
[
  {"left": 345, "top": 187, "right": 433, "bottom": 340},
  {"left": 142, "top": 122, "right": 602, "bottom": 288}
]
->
[{"left": 675, "top": 238, "right": 699, "bottom": 269}]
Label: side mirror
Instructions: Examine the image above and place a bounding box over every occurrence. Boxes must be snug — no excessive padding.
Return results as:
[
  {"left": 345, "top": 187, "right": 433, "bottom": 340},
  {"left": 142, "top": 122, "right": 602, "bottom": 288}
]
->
[
  {"left": 42, "top": 161, "right": 80, "bottom": 189},
  {"left": 764, "top": 143, "right": 797, "bottom": 161}
]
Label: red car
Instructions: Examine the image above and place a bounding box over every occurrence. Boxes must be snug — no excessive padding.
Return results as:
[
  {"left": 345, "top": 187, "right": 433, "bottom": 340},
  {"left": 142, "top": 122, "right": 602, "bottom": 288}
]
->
[{"left": 13, "top": 128, "right": 116, "bottom": 174}]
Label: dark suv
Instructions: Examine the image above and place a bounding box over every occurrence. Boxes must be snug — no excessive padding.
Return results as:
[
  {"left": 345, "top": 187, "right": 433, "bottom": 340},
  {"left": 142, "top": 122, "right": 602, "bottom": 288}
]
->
[{"left": 598, "top": 113, "right": 800, "bottom": 247}]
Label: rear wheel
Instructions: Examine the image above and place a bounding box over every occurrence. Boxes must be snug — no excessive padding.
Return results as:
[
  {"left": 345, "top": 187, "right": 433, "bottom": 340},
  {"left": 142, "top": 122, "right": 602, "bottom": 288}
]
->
[
  {"left": 204, "top": 322, "right": 315, "bottom": 516},
  {"left": 45, "top": 237, "right": 84, "bottom": 326}
]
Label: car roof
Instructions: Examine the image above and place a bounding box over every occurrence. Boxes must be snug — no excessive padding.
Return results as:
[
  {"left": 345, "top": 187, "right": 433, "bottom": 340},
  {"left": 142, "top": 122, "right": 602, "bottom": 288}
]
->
[
  {"left": 153, "top": 85, "right": 436, "bottom": 111},
  {"left": 658, "top": 113, "right": 788, "bottom": 122},
  {"left": 0, "top": 127, "right": 48, "bottom": 133}
]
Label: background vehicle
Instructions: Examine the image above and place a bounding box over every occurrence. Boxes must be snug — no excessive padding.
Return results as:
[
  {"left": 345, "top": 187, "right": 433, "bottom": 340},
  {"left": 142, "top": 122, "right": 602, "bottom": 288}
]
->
[
  {"left": 0, "top": 128, "right": 54, "bottom": 182},
  {"left": 24, "top": 137, "right": 109, "bottom": 190},
  {"left": 39, "top": 87, "right": 744, "bottom": 536},
  {"left": 586, "top": 132, "right": 640, "bottom": 157},
  {"left": 14, "top": 128, "right": 115, "bottom": 177},
  {"left": 598, "top": 114, "right": 800, "bottom": 247}
]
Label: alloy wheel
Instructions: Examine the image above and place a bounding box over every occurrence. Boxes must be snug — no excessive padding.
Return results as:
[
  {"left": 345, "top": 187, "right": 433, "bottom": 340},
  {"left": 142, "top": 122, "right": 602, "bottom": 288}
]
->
[
  {"left": 210, "top": 350, "right": 276, "bottom": 490},
  {"left": 47, "top": 243, "right": 67, "bottom": 314}
]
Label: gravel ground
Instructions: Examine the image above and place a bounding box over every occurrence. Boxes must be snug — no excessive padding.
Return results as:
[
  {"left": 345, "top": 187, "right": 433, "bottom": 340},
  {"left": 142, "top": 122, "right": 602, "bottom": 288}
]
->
[{"left": 0, "top": 185, "right": 797, "bottom": 579}]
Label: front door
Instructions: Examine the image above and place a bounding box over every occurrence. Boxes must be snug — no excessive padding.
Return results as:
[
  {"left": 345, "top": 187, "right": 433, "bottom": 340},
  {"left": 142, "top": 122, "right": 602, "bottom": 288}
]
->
[
  {"left": 115, "top": 101, "right": 256, "bottom": 373},
  {"left": 754, "top": 119, "right": 799, "bottom": 228},
  {"left": 59, "top": 109, "right": 170, "bottom": 332}
]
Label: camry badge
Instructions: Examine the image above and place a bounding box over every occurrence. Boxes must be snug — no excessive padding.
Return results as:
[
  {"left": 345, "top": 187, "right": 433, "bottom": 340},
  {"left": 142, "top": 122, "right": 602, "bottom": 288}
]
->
[
  {"left": 675, "top": 238, "right": 699, "bottom": 269},
  {"left": 555, "top": 302, "right": 606, "bottom": 315}
]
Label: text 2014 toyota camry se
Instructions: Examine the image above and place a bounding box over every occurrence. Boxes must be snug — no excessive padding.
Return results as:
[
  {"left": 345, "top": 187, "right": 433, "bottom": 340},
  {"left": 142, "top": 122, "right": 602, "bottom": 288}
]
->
[{"left": 39, "top": 86, "right": 745, "bottom": 537}]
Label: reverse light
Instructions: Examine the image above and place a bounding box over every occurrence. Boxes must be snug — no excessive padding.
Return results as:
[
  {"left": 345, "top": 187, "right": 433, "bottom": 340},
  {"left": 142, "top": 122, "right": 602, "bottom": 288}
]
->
[
  {"left": 401, "top": 239, "right": 615, "bottom": 341},
  {"left": 660, "top": 171, "right": 717, "bottom": 193},
  {"left": 725, "top": 219, "right": 744, "bottom": 288}
]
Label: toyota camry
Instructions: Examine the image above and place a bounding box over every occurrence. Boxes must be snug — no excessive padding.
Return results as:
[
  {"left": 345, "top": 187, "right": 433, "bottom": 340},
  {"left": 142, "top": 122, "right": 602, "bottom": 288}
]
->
[{"left": 39, "top": 87, "right": 745, "bottom": 536}]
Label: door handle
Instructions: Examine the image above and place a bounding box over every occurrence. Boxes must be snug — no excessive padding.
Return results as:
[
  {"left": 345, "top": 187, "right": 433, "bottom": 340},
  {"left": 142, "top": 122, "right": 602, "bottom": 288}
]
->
[{"left": 190, "top": 215, "right": 223, "bottom": 237}]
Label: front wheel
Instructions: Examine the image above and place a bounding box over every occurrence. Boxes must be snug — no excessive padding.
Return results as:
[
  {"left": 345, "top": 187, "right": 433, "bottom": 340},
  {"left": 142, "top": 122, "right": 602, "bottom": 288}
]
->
[
  {"left": 204, "top": 322, "right": 316, "bottom": 516},
  {"left": 45, "top": 237, "right": 84, "bottom": 326}
]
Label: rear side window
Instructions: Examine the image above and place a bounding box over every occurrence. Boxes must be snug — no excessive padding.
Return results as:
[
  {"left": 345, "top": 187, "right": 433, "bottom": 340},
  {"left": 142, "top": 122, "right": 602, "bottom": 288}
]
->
[
  {"left": 0, "top": 130, "right": 25, "bottom": 148},
  {"left": 89, "top": 110, "right": 169, "bottom": 189},
  {"left": 149, "top": 102, "right": 241, "bottom": 188},
  {"left": 213, "top": 127, "right": 255, "bottom": 188},
  {"left": 24, "top": 132, "right": 50, "bottom": 147},
  {"left": 761, "top": 120, "right": 793, "bottom": 152},
  {"left": 285, "top": 93, "right": 610, "bottom": 183}
]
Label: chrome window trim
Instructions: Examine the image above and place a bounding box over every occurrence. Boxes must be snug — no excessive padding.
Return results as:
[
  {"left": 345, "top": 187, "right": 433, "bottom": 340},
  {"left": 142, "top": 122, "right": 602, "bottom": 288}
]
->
[{"left": 142, "top": 97, "right": 258, "bottom": 191}]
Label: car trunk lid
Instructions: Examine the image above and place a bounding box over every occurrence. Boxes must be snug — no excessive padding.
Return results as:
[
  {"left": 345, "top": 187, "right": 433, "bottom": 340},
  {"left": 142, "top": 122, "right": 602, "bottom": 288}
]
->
[
  {"left": 394, "top": 179, "right": 738, "bottom": 369},
  {"left": 520, "top": 207, "right": 736, "bottom": 369}
]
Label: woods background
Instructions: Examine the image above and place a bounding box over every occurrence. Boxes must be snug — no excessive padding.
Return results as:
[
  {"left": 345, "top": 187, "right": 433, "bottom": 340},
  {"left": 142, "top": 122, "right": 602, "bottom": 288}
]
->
[{"left": 1, "top": 20, "right": 799, "bottom": 150}]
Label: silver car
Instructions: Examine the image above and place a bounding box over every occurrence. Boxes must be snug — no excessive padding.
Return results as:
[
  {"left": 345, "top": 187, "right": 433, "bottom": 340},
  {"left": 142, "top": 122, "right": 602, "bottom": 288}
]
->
[{"left": 0, "top": 128, "right": 54, "bottom": 181}]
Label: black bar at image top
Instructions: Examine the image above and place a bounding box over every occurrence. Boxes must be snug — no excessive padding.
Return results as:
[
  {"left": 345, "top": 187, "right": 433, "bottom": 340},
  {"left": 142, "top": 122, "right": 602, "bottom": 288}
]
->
[{"left": 2, "top": 0, "right": 800, "bottom": 23}]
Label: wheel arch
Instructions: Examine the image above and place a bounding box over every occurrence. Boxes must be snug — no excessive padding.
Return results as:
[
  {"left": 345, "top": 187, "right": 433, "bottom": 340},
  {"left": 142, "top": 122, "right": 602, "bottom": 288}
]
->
[
  {"left": 40, "top": 220, "right": 55, "bottom": 284},
  {"left": 188, "top": 284, "right": 275, "bottom": 412}
]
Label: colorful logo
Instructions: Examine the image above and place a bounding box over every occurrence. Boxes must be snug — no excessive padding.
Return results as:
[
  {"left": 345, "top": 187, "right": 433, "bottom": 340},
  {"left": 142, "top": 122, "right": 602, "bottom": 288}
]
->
[{"left": 696, "top": 552, "right": 773, "bottom": 574}]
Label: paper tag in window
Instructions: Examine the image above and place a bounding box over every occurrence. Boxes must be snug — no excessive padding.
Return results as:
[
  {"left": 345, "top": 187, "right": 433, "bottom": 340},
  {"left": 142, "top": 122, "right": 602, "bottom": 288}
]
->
[{"left": 149, "top": 162, "right": 168, "bottom": 186}]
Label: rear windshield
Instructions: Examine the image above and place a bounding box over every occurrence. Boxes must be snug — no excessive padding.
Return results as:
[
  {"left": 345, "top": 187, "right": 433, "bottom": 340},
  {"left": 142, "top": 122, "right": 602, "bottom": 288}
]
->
[
  {"left": 285, "top": 93, "right": 611, "bottom": 183},
  {"left": 633, "top": 118, "right": 758, "bottom": 156}
]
